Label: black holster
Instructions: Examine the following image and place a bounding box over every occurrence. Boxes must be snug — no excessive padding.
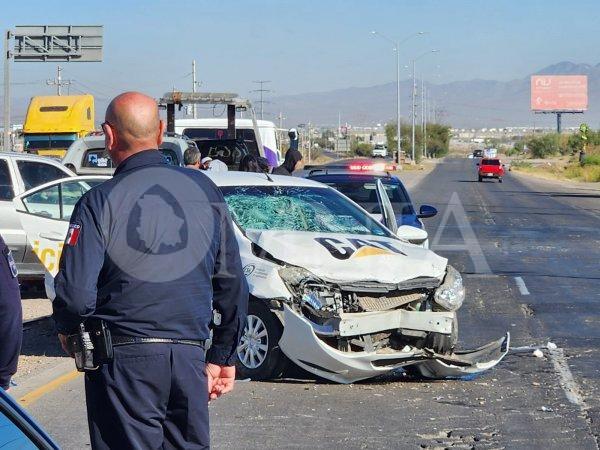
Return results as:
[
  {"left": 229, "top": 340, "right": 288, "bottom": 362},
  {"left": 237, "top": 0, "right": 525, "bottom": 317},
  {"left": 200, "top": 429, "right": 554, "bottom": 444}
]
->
[{"left": 66, "top": 320, "right": 114, "bottom": 372}]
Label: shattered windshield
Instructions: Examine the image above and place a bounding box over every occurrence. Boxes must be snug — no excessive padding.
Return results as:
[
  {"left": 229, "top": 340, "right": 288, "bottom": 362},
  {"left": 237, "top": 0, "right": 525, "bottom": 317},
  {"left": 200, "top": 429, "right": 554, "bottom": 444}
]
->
[{"left": 221, "top": 185, "right": 390, "bottom": 236}]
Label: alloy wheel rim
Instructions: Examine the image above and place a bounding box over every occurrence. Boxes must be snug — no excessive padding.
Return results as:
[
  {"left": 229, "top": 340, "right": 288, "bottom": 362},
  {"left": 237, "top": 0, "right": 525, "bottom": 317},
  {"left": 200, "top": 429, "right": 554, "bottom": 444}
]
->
[{"left": 237, "top": 314, "right": 269, "bottom": 369}]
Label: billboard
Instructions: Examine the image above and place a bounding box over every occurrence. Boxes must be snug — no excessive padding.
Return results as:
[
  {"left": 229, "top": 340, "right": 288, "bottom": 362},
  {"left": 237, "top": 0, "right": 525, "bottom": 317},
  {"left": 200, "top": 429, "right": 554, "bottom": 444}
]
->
[{"left": 531, "top": 75, "right": 588, "bottom": 112}]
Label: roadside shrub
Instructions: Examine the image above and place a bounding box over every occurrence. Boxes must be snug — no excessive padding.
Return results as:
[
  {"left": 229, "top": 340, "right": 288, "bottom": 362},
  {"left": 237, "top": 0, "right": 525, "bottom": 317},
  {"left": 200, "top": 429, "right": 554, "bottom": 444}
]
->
[
  {"left": 582, "top": 154, "right": 600, "bottom": 166},
  {"left": 564, "top": 165, "right": 600, "bottom": 182},
  {"left": 351, "top": 142, "right": 373, "bottom": 157},
  {"left": 509, "top": 160, "right": 533, "bottom": 169},
  {"left": 526, "top": 134, "right": 560, "bottom": 158}
]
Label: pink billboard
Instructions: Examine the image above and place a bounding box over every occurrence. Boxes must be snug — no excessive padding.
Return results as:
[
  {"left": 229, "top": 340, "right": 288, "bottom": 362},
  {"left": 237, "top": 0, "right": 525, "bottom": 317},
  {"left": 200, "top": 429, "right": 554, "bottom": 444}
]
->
[{"left": 531, "top": 75, "right": 588, "bottom": 111}]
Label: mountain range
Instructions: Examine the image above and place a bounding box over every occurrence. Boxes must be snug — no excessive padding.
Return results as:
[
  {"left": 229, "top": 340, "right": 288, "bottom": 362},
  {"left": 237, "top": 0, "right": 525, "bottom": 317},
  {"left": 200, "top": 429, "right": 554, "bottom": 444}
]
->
[{"left": 269, "top": 61, "right": 600, "bottom": 129}]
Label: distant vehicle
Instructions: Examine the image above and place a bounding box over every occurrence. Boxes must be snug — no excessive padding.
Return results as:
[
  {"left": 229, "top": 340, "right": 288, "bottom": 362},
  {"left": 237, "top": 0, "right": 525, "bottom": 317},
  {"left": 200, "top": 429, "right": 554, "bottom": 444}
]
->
[
  {"left": 472, "top": 149, "right": 484, "bottom": 158},
  {"left": 23, "top": 95, "right": 95, "bottom": 158},
  {"left": 175, "top": 118, "right": 282, "bottom": 167},
  {"left": 0, "top": 152, "right": 74, "bottom": 278},
  {"left": 372, "top": 143, "right": 388, "bottom": 158},
  {"left": 0, "top": 388, "right": 60, "bottom": 449},
  {"left": 477, "top": 158, "right": 505, "bottom": 182},
  {"left": 62, "top": 134, "right": 194, "bottom": 175},
  {"left": 306, "top": 163, "right": 437, "bottom": 248},
  {"left": 484, "top": 148, "right": 498, "bottom": 158}
]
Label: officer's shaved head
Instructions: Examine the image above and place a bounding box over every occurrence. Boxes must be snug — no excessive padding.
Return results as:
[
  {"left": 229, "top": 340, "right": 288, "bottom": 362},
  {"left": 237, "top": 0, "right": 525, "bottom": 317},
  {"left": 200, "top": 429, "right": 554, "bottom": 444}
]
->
[{"left": 104, "top": 92, "right": 165, "bottom": 165}]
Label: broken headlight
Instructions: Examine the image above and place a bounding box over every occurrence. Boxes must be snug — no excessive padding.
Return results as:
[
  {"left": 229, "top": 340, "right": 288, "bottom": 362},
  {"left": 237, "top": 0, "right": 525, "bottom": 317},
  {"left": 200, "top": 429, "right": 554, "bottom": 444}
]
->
[{"left": 433, "top": 265, "right": 465, "bottom": 311}]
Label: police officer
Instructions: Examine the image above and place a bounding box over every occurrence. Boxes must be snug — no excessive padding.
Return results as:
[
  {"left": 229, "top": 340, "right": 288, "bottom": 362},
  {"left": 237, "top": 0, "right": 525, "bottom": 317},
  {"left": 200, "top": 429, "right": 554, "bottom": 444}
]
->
[
  {"left": 53, "top": 92, "right": 248, "bottom": 449},
  {"left": 0, "top": 234, "right": 22, "bottom": 391}
]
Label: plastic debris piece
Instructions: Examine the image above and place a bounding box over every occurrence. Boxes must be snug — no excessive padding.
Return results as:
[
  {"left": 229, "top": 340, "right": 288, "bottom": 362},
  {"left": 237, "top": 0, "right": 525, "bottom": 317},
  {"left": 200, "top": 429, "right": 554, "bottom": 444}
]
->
[{"left": 533, "top": 349, "right": 544, "bottom": 358}]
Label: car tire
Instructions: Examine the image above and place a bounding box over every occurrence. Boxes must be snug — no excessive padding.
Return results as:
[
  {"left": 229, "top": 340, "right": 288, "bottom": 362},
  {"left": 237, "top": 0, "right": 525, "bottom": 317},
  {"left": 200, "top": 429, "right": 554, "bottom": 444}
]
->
[
  {"left": 498, "top": 178, "right": 503, "bottom": 183},
  {"left": 236, "top": 300, "right": 287, "bottom": 380},
  {"left": 478, "top": 175, "right": 482, "bottom": 182}
]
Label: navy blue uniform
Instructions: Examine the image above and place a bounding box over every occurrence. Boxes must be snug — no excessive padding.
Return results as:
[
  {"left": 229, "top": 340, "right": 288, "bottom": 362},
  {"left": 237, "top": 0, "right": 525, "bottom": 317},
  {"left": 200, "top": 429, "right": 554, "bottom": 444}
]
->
[
  {"left": 0, "top": 235, "right": 22, "bottom": 390},
  {"left": 53, "top": 150, "right": 248, "bottom": 449}
]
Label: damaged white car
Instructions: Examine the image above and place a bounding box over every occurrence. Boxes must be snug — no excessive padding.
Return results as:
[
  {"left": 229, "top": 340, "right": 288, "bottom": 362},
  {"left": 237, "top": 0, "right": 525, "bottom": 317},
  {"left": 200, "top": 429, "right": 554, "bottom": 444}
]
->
[
  {"left": 215, "top": 173, "right": 509, "bottom": 383},
  {"left": 13, "top": 172, "right": 508, "bottom": 384}
]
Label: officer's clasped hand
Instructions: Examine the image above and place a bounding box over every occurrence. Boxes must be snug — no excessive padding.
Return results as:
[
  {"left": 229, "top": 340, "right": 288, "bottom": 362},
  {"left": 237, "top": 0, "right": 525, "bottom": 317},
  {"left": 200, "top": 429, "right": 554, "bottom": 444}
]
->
[{"left": 206, "top": 363, "right": 236, "bottom": 401}]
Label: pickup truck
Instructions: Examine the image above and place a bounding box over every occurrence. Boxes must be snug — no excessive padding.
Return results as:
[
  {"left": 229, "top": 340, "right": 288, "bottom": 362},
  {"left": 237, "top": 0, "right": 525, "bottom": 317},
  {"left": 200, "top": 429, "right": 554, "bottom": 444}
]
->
[
  {"left": 477, "top": 158, "right": 505, "bottom": 182},
  {"left": 0, "top": 152, "right": 74, "bottom": 278}
]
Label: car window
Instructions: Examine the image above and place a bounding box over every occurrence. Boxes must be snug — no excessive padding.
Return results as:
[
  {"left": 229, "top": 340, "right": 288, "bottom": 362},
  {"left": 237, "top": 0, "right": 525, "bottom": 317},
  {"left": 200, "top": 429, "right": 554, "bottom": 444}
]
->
[
  {"left": 82, "top": 149, "right": 114, "bottom": 168},
  {"left": 221, "top": 185, "right": 391, "bottom": 236},
  {"left": 82, "top": 148, "right": 179, "bottom": 168},
  {"left": 21, "top": 180, "right": 97, "bottom": 220},
  {"left": 0, "top": 159, "right": 14, "bottom": 200},
  {"left": 481, "top": 159, "right": 500, "bottom": 166},
  {"left": 17, "top": 160, "right": 69, "bottom": 190},
  {"left": 323, "top": 180, "right": 413, "bottom": 215},
  {"left": 22, "top": 185, "right": 61, "bottom": 219},
  {"left": 0, "top": 411, "right": 38, "bottom": 449}
]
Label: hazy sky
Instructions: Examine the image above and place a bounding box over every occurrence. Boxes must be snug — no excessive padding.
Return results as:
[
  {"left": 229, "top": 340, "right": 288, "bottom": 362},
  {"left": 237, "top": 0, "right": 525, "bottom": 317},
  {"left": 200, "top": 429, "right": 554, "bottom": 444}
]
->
[{"left": 1, "top": 0, "right": 597, "bottom": 117}]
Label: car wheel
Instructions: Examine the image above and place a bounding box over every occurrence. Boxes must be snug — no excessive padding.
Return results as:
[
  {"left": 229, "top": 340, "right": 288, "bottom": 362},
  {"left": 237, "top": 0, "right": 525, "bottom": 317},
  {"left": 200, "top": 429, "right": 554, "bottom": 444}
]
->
[
  {"left": 236, "top": 300, "right": 287, "bottom": 380},
  {"left": 498, "top": 178, "right": 503, "bottom": 183},
  {"left": 478, "top": 175, "right": 482, "bottom": 182}
]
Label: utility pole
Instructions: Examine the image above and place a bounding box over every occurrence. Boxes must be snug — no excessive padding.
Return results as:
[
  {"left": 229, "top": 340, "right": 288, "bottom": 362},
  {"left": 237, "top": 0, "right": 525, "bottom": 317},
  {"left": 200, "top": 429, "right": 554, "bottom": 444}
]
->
[
  {"left": 46, "top": 66, "right": 71, "bottom": 95},
  {"left": 251, "top": 80, "right": 271, "bottom": 120},
  {"left": 192, "top": 60, "right": 197, "bottom": 118},
  {"left": 308, "top": 121, "right": 312, "bottom": 163},
  {"left": 421, "top": 78, "right": 425, "bottom": 158},
  {"left": 3, "top": 30, "right": 11, "bottom": 151},
  {"left": 411, "top": 60, "right": 416, "bottom": 163}
]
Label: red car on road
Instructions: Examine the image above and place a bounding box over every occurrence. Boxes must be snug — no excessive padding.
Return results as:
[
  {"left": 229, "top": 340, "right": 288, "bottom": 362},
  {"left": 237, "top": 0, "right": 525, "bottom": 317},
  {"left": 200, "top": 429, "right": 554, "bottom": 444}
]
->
[{"left": 477, "top": 158, "right": 505, "bottom": 182}]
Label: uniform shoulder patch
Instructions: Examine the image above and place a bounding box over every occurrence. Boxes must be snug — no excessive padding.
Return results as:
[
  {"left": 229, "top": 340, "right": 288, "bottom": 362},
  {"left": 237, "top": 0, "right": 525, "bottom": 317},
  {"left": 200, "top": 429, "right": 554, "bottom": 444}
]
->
[{"left": 66, "top": 223, "right": 81, "bottom": 246}]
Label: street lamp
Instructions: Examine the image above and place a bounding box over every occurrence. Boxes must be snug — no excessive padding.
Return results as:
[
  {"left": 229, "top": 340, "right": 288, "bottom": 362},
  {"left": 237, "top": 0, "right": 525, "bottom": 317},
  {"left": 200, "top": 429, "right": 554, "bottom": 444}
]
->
[
  {"left": 411, "top": 49, "right": 438, "bottom": 163},
  {"left": 371, "top": 30, "right": 425, "bottom": 165}
]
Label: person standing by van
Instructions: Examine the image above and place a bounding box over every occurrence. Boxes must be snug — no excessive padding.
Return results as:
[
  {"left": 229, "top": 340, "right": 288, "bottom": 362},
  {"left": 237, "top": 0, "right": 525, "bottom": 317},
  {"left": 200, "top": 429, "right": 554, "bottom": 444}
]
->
[{"left": 272, "top": 128, "right": 303, "bottom": 175}]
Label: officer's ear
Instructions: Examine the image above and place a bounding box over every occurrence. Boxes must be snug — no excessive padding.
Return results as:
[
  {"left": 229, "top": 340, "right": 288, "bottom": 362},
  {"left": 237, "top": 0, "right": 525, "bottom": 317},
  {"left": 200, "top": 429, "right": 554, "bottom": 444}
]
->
[
  {"left": 157, "top": 120, "right": 165, "bottom": 147},
  {"left": 104, "top": 122, "right": 116, "bottom": 151}
]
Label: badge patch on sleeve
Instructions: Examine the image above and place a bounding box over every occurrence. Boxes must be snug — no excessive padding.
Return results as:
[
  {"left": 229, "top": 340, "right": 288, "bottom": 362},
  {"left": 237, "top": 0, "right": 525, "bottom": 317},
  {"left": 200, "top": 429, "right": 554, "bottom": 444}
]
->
[
  {"left": 3, "top": 247, "right": 18, "bottom": 278},
  {"left": 66, "top": 223, "right": 81, "bottom": 246}
]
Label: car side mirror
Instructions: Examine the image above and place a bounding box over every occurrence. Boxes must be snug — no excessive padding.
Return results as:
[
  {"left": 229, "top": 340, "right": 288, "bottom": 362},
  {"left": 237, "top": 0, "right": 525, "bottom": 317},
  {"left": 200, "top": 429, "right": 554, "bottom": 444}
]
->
[
  {"left": 417, "top": 204, "right": 437, "bottom": 219},
  {"left": 396, "top": 225, "right": 428, "bottom": 244}
]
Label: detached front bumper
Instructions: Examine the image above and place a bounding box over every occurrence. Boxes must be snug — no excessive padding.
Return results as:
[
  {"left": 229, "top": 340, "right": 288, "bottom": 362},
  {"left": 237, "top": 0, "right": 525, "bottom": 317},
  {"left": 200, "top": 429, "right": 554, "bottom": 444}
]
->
[{"left": 278, "top": 304, "right": 509, "bottom": 384}]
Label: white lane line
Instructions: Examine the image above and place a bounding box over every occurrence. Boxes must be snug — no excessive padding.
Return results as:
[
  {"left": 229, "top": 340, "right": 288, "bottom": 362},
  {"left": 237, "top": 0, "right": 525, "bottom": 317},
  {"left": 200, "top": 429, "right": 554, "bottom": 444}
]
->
[
  {"left": 548, "top": 347, "right": 585, "bottom": 407},
  {"left": 514, "top": 276, "right": 530, "bottom": 295}
]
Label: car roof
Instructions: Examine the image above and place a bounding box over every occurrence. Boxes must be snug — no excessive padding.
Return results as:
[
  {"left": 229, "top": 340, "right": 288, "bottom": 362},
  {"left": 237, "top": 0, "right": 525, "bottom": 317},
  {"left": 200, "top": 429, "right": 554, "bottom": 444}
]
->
[
  {"left": 307, "top": 172, "right": 401, "bottom": 183},
  {"left": 205, "top": 171, "right": 327, "bottom": 188},
  {"left": 0, "top": 151, "right": 63, "bottom": 164}
]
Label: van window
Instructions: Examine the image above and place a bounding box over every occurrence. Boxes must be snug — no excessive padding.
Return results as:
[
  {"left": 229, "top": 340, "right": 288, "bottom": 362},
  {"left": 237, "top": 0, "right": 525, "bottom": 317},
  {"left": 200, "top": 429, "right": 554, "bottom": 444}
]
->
[
  {"left": 82, "top": 148, "right": 179, "bottom": 168},
  {"left": 17, "top": 160, "right": 70, "bottom": 191},
  {"left": 0, "top": 159, "right": 14, "bottom": 200},
  {"left": 183, "top": 128, "right": 259, "bottom": 155}
]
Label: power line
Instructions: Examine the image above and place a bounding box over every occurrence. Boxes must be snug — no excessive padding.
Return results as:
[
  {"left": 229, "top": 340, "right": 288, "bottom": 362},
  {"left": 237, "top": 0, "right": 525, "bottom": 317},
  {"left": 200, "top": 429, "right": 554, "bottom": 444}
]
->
[{"left": 251, "top": 80, "right": 271, "bottom": 120}]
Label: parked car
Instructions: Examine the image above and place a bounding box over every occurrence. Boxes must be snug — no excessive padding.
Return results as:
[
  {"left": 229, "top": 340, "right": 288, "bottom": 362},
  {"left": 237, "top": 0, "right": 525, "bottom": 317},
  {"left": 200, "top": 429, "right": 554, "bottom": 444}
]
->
[
  {"left": 15, "top": 172, "right": 509, "bottom": 384},
  {"left": 62, "top": 134, "right": 195, "bottom": 175},
  {"left": 0, "top": 151, "right": 74, "bottom": 278},
  {"left": 306, "top": 164, "right": 437, "bottom": 248},
  {"left": 472, "top": 149, "right": 484, "bottom": 158},
  {"left": 477, "top": 158, "right": 505, "bottom": 182}
]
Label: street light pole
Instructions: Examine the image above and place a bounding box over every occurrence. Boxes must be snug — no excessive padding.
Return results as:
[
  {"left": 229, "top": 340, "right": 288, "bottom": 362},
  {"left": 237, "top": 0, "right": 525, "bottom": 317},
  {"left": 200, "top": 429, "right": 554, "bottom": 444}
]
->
[
  {"left": 371, "top": 31, "right": 425, "bottom": 166},
  {"left": 410, "top": 49, "right": 438, "bottom": 163}
]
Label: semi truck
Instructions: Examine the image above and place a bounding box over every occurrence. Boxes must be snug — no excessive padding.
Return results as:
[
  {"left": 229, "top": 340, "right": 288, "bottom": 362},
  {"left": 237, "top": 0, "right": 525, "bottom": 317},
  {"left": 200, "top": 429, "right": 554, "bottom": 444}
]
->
[{"left": 22, "top": 94, "right": 95, "bottom": 158}]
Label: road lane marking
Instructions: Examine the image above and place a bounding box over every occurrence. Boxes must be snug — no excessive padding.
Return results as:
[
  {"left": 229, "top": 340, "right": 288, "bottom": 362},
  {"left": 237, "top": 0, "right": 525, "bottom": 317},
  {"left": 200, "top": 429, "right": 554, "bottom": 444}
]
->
[
  {"left": 18, "top": 370, "right": 81, "bottom": 407},
  {"left": 514, "top": 276, "right": 530, "bottom": 295},
  {"left": 548, "top": 347, "right": 585, "bottom": 407}
]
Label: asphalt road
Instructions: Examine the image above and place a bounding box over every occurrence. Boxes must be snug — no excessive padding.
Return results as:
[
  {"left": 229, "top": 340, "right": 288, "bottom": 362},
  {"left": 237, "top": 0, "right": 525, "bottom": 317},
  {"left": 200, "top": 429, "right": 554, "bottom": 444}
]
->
[{"left": 19, "top": 157, "right": 600, "bottom": 449}]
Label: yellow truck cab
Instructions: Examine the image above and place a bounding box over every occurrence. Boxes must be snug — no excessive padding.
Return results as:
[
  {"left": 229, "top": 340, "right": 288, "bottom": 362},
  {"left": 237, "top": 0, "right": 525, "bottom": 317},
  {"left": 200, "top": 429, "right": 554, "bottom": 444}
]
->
[{"left": 22, "top": 94, "right": 95, "bottom": 158}]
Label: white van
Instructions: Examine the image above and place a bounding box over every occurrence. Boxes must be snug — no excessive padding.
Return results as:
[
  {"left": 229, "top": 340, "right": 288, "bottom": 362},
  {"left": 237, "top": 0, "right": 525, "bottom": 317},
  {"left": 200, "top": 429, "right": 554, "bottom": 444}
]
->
[{"left": 175, "top": 118, "right": 282, "bottom": 168}]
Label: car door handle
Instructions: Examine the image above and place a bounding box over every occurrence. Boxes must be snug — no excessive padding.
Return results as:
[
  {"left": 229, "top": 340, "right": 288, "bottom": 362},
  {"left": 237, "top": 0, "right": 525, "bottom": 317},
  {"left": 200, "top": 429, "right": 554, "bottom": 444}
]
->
[{"left": 39, "top": 232, "right": 64, "bottom": 241}]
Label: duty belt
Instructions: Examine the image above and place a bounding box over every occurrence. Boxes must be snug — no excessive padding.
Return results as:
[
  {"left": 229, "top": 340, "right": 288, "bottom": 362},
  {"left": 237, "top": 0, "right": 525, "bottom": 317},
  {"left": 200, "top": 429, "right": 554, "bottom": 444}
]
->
[{"left": 112, "top": 336, "right": 207, "bottom": 349}]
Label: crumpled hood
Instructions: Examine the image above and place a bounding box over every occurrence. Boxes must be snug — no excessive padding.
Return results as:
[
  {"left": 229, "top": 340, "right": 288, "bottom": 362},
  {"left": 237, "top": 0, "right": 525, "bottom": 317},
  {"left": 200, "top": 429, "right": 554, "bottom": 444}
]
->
[{"left": 246, "top": 230, "right": 447, "bottom": 283}]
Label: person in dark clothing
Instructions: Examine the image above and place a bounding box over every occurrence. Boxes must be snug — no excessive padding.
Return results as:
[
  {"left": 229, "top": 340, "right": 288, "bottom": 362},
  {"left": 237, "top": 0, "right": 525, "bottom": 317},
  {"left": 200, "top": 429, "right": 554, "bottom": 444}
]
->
[
  {"left": 256, "top": 156, "right": 271, "bottom": 173},
  {"left": 53, "top": 92, "right": 248, "bottom": 449},
  {"left": 272, "top": 148, "right": 303, "bottom": 175},
  {"left": 0, "top": 234, "right": 22, "bottom": 391},
  {"left": 238, "top": 153, "right": 261, "bottom": 172}
]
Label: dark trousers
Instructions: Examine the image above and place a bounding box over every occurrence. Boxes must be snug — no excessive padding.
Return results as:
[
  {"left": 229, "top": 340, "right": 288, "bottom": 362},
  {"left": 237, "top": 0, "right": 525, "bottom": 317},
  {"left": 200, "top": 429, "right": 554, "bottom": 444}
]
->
[{"left": 85, "top": 343, "right": 209, "bottom": 449}]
